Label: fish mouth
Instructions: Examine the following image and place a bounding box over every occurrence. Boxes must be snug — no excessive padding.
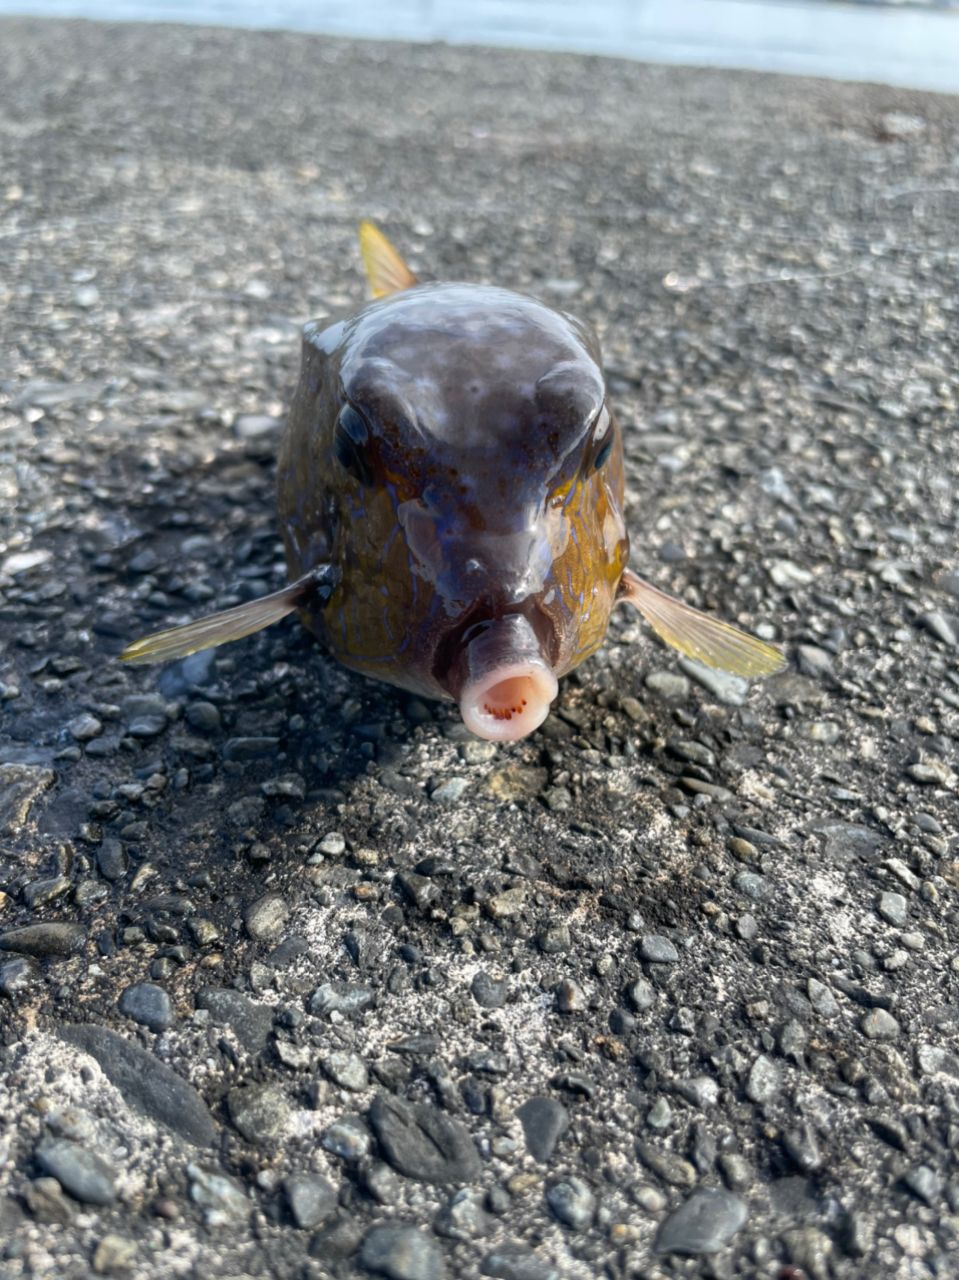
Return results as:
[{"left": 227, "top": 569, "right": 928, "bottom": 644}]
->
[{"left": 443, "top": 612, "right": 559, "bottom": 743}]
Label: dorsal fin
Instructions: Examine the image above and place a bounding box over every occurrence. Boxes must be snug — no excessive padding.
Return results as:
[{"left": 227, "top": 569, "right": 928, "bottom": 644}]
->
[{"left": 358, "top": 220, "right": 419, "bottom": 298}]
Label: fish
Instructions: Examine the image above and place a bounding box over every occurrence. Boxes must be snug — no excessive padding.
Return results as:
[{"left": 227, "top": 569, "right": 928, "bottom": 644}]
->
[{"left": 122, "top": 221, "right": 785, "bottom": 741}]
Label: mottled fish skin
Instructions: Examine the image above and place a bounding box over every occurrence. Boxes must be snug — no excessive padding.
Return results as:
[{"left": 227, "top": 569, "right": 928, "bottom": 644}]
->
[{"left": 277, "top": 282, "right": 629, "bottom": 700}]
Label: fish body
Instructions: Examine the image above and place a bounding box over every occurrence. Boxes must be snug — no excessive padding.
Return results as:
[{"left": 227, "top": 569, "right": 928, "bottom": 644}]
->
[
  {"left": 277, "top": 282, "right": 628, "bottom": 702},
  {"left": 124, "top": 223, "right": 785, "bottom": 740}
]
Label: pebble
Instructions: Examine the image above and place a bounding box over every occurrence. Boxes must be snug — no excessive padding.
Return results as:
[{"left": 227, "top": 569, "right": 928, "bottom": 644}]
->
[
  {"left": 227, "top": 1084, "right": 290, "bottom": 1143},
  {"left": 431, "top": 777, "right": 469, "bottom": 805},
  {"left": 244, "top": 893, "right": 290, "bottom": 943},
  {"left": 323, "top": 1051, "right": 369, "bottom": 1092},
  {"left": 918, "top": 609, "right": 957, "bottom": 646},
  {"left": 484, "top": 887, "right": 526, "bottom": 919},
  {"left": 369, "top": 1094, "right": 480, "bottom": 1183},
  {"left": 0, "top": 763, "right": 54, "bottom": 833},
  {"left": 807, "top": 977, "right": 839, "bottom": 1018},
  {"left": 0, "top": 955, "right": 38, "bottom": 998},
  {"left": 745, "top": 1054, "right": 782, "bottom": 1105},
  {"left": 480, "top": 1245, "right": 560, "bottom": 1280},
  {"left": 196, "top": 988, "right": 274, "bottom": 1054},
  {"left": 118, "top": 982, "right": 173, "bottom": 1032},
  {"left": 545, "top": 1176, "right": 595, "bottom": 1230},
  {"left": 322, "top": 1115, "right": 372, "bottom": 1162},
  {"left": 433, "top": 1188, "right": 490, "bottom": 1240},
  {"left": 284, "top": 1173, "right": 338, "bottom": 1229},
  {"left": 36, "top": 1140, "right": 116, "bottom": 1206},
  {"left": 906, "top": 759, "right": 952, "bottom": 785},
  {"left": 646, "top": 1098, "right": 672, "bottom": 1130},
  {"left": 24, "top": 1176, "right": 74, "bottom": 1224},
  {"left": 0, "top": 923, "right": 84, "bottom": 957},
  {"left": 92, "top": 1234, "right": 138, "bottom": 1274},
  {"left": 471, "top": 970, "right": 508, "bottom": 1008},
  {"left": 60, "top": 1024, "right": 216, "bottom": 1147},
  {"left": 309, "top": 981, "right": 374, "bottom": 1017},
  {"left": 640, "top": 934, "right": 679, "bottom": 963},
  {"left": 645, "top": 670, "right": 689, "bottom": 700},
  {"left": 678, "top": 658, "right": 749, "bottom": 706},
  {"left": 635, "top": 1141, "right": 696, "bottom": 1187},
  {"left": 626, "top": 977, "right": 656, "bottom": 1011},
  {"left": 554, "top": 978, "right": 587, "bottom": 1013},
  {"left": 878, "top": 890, "right": 908, "bottom": 926},
  {"left": 66, "top": 712, "right": 102, "bottom": 741},
  {"left": 96, "top": 839, "right": 127, "bottom": 882},
  {"left": 318, "top": 831, "right": 347, "bottom": 855},
  {"left": 861, "top": 1008, "right": 900, "bottom": 1040},
  {"left": 903, "top": 1164, "right": 942, "bottom": 1205},
  {"left": 675, "top": 1076, "right": 718, "bottom": 1108},
  {"left": 359, "top": 1223, "right": 445, "bottom": 1280},
  {"left": 537, "top": 923, "right": 570, "bottom": 953},
  {"left": 654, "top": 1188, "right": 749, "bottom": 1255},
  {"left": 187, "top": 1163, "right": 249, "bottom": 1225},
  {"left": 126, "top": 715, "right": 167, "bottom": 738},
  {"left": 516, "top": 1096, "right": 569, "bottom": 1162},
  {"left": 185, "top": 701, "right": 221, "bottom": 732}
]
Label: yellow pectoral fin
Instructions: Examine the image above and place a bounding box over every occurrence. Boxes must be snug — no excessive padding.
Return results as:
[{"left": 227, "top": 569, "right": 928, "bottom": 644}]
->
[
  {"left": 619, "top": 569, "right": 786, "bottom": 678},
  {"left": 121, "top": 567, "right": 333, "bottom": 665},
  {"left": 358, "top": 220, "right": 419, "bottom": 298}
]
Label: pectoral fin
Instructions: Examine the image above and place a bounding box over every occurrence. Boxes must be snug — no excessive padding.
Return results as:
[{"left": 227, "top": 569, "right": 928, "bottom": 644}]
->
[
  {"left": 619, "top": 569, "right": 786, "bottom": 678},
  {"left": 121, "top": 566, "right": 335, "bottom": 666},
  {"left": 358, "top": 220, "right": 419, "bottom": 298}
]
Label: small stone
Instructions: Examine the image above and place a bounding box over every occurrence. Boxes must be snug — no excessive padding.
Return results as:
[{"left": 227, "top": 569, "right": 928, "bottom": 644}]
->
[
  {"left": 196, "top": 987, "right": 273, "bottom": 1053},
  {"left": 0, "top": 763, "right": 55, "bottom": 834},
  {"left": 322, "top": 1116, "right": 372, "bottom": 1162},
  {"left": 187, "top": 1163, "right": 249, "bottom": 1225},
  {"left": 127, "top": 715, "right": 167, "bottom": 738},
  {"left": 96, "top": 839, "right": 127, "bottom": 882},
  {"left": 554, "top": 978, "right": 586, "bottom": 1013},
  {"left": 861, "top": 1008, "right": 900, "bottom": 1040},
  {"left": 537, "top": 923, "right": 570, "bottom": 953},
  {"left": 678, "top": 659, "right": 748, "bottom": 706},
  {"left": 323, "top": 1051, "right": 369, "bottom": 1092},
  {"left": 545, "top": 1176, "right": 595, "bottom": 1230},
  {"left": 635, "top": 1141, "right": 696, "bottom": 1187},
  {"left": 234, "top": 414, "right": 282, "bottom": 439},
  {"left": 745, "top": 1054, "right": 782, "bottom": 1105},
  {"left": 431, "top": 777, "right": 469, "bottom": 804},
  {"left": 646, "top": 1098, "right": 672, "bottom": 1130},
  {"left": 783, "top": 1123, "right": 822, "bottom": 1173},
  {"left": 227, "top": 1083, "right": 290, "bottom": 1143},
  {"left": 480, "top": 1245, "right": 560, "bottom": 1280},
  {"left": 0, "top": 955, "right": 38, "bottom": 998},
  {"left": 318, "top": 831, "right": 347, "bottom": 855},
  {"left": 359, "top": 1223, "right": 445, "bottom": 1280},
  {"left": 23, "top": 1176, "right": 74, "bottom": 1223},
  {"left": 860, "top": 1008, "right": 896, "bottom": 1039},
  {"left": 878, "top": 891, "right": 908, "bottom": 926},
  {"left": 918, "top": 610, "right": 957, "bottom": 646},
  {"left": 67, "top": 713, "right": 102, "bottom": 742},
  {"left": 185, "top": 701, "right": 221, "bottom": 732},
  {"left": 244, "top": 893, "right": 289, "bottom": 943},
  {"left": 0, "top": 923, "right": 84, "bottom": 957},
  {"left": 675, "top": 1076, "right": 718, "bottom": 1108},
  {"left": 769, "top": 559, "right": 814, "bottom": 588},
  {"left": 640, "top": 934, "right": 679, "bottom": 963},
  {"left": 645, "top": 671, "right": 689, "bottom": 700},
  {"left": 284, "top": 1173, "right": 337, "bottom": 1229},
  {"left": 807, "top": 978, "right": 839, "bottom": 1018},
  {"left": 626, "top": 977, "right": 656, "bottom": 1011},
  {"left": 782, "top": 1226, "right": 833, "bottom": 1276},
  {"left": 309, "top": 981, "right": 374, "bottom": 1017},
  {"left": 92, "top": 1234, "right": 137, "bottom": 1274},
  {"left": 118, "top": 982, "right": 172, "bottom": 1032},
  {"left": 369, "top": 1094, "right": 480, "bottom": 1184},
  {"left": 654, "top": 1188, "right": 749, "bottom": 1255},
  {"left": 434, "top": 1188, "right": 490, "bottom": 1241},
  {"left": 903, "top": 1164, "right": 942, "bottom": 1205},
  {"left": 471, "top": 970, "right": 508, "bottom": 1009},
  {"left": 906, "top": 758, "right": 953, "bottom": 786},
  {"left": 36, "top": 1140, "right": 116, "bottom": 1206},
  {"left": 517, "top": 1097, "right": 569, "bottom": 1162},
  {"left": 485, "top": 887, "right": 526, "bottom": 919}
]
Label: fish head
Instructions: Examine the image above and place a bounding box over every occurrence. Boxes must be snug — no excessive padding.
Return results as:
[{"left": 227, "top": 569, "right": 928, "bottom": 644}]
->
[{"left": 294, "top": 282, "right": 629, "bottom": 740}]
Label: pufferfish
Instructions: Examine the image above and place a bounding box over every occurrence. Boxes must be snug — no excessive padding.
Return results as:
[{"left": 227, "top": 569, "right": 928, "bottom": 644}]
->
[{"left": 123, "top": 223, "right": 785, "bottom": 741}]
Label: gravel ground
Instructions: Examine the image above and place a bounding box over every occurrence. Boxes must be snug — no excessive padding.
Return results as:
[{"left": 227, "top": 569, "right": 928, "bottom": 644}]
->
[{"left": 2, "top": 18, "right": 959, "bottom": 1280}]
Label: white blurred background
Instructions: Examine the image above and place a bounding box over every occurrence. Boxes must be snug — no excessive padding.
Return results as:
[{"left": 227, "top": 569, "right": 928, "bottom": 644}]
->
[{"left": 0, "top": 0, "right": 957, "bottom": 91}]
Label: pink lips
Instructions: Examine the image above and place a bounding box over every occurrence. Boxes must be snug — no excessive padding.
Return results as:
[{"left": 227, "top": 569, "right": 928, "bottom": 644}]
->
[{"left": 459, "top": 661, "right": 559, "bottom": 742}]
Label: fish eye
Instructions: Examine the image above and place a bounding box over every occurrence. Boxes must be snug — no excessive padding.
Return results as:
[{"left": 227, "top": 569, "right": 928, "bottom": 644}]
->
[
  {"left": 589, "top": 407, "right": 613, "bottom": 473},
  {"left": 333, "top": 404, "right": 373, "bottom": 484}
]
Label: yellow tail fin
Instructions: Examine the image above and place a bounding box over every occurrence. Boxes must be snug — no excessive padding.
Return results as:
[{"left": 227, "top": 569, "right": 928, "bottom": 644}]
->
[{"left": 358, "top": 220, "right": 419, "bottom": 298}]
